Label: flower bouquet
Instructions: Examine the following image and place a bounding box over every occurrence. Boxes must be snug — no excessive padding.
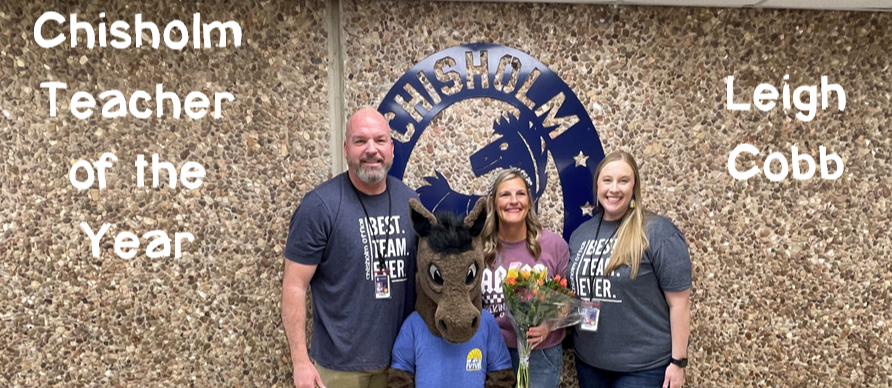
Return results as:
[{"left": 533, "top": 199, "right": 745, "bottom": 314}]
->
[{"left": 502, "top": 264, "right": 582, "bottom": 388}]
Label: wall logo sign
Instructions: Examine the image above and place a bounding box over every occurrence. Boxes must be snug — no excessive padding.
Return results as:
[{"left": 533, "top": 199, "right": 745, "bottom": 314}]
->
[{"left": 379, "top": 43, "right": 604, "bottom": 239}]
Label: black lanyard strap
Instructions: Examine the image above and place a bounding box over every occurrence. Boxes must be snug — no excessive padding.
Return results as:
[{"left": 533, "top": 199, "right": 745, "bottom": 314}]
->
[
  {"left": 350, "top": 178, "right": 392, "bottom": 274},
  {"left": 588, "top": 213, "right": 618, "bottom": 301}
]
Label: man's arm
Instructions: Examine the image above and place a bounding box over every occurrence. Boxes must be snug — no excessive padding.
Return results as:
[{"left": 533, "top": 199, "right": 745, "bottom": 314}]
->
[{"left": 282, "top": 259, "right": 324, "bottom": 388}]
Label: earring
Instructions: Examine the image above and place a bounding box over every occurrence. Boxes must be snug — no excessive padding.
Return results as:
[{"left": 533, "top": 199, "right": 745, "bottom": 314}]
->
[
  {"left": 629, "top": 196, "right": 636, "bottom": 209},
  {"left": 595, "top": 196, "right": 600, "bottom": 208}
]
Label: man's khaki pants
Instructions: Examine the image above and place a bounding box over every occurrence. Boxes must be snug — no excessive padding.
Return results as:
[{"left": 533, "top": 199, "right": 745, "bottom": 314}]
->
[{"left": 314, "top": 361, "right": 388, "bottom": 388}]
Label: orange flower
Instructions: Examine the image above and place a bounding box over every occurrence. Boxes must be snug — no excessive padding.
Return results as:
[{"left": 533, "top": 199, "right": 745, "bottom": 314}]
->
[
  {"left": 532, "top": 289, "right": 538, "bottom": 296},
  {"left": 554, "top": 275, "right": 562, "bottom": 282},
  {"left": 507, "top": 277, "right": 517, "bottom": 285},
  {"left": 560, "top": 278, "right": 568, "bottom": 287},
  {"left": 522, "top": 270, "right": 531, "bottom": 280}
]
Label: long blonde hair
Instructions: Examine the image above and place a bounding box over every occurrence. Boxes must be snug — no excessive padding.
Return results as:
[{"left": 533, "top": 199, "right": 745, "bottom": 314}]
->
[
  {"left": 595, "top": 151, "right": 649, "bottom": 279},
  {"left": 481, "top": 168, "right": 543, "bottom": 267}
]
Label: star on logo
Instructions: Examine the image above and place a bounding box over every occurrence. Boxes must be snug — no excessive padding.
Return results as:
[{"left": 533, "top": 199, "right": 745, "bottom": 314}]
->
[
  {"left": 573, "top": 151, "right": 589, "bottom": 167},
  {"left": 581, "top": 201, "right": 594, "bottom": 216}
]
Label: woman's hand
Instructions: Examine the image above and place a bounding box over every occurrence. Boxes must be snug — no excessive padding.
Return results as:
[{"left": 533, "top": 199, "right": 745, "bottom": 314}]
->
[
  {"left": 526, "top": 323, "right": 550, "bottom": 349},
  {"left": 662, "top": 363, "right": 685, "bottom": 388}
]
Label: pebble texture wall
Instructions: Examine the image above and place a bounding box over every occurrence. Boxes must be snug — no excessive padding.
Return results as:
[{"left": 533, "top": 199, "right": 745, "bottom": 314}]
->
[
  {"left": 2, "top": 0, "right": 890, "bottom": 387},
  {"left": 0, "top": 0, "right": 331, "bottom": 386}
]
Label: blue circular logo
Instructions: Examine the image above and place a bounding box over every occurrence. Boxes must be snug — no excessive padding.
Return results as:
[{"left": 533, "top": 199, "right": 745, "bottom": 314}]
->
[{"left": 379, "top": 43, "right": 605, "bottom": 240}]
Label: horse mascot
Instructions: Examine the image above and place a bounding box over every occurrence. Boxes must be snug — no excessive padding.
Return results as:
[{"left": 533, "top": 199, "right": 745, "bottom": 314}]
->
[{"left": 388, "top": 198, "right": 515, "bottom": 388}]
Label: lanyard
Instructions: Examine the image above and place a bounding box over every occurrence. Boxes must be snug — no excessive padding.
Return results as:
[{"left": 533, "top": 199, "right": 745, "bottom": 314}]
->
[
  {"left": 588, "top": 213, "right": 618, "bottom": 301},
  {"left": 350, "top": 178, "right": 392, "bottom": 274}
]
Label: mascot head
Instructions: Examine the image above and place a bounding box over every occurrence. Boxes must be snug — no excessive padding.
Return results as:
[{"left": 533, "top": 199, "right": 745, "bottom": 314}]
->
[{"left": 409, "top": 198, "right": 487, "bottom": 344}]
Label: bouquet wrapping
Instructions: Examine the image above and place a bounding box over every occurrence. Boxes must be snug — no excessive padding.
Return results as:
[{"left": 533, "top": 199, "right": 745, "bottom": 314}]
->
[{"left": 501, "top": 264, "right": 582, "bottom": 388}]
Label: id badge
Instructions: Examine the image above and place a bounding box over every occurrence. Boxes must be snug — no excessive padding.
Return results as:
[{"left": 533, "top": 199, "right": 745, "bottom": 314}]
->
[
  {"left": 580, "top": 301, "right": 601, "bottom": 332},
  {"left": 374, "top": 271, "right": 391, "bottom": 299}
]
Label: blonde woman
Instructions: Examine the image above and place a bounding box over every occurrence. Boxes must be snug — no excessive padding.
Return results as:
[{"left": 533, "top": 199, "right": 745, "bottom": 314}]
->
[
  {"left": 568, "top": 151, "right": 692, "bottom": 388},
  {"left": 480, "top": 168, "right": 570, "bottom": 388}
]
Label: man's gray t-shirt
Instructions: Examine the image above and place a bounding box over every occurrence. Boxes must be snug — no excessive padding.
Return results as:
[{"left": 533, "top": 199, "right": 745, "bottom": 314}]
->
[
  {"left": 568, "top": 212, "right": 691, "bottom": 372},
  {"left": 285, "top": 173, "right": 418, "bottom": 371}
]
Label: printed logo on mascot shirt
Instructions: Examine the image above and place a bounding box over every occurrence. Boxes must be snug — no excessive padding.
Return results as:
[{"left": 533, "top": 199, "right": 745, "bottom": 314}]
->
[
  {"left": 466, "top": 348, "right": 483, "bottom": 371},
  {"left": 379, "top": 43, "right": 605, "bottom": 240}
]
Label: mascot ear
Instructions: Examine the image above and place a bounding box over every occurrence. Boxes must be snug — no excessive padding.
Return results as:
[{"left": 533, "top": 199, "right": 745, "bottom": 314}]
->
[
  {"left": 409, "top": 198, "right": 437, "bottom": 238},
  {"left": 463, "top": 198, "right": 487, "bottom": 237}
]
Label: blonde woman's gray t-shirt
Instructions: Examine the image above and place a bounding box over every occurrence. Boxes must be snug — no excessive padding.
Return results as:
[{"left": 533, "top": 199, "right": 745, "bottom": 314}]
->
[{"left": 567, "top": 212, "right": 691, "bottom": 372}]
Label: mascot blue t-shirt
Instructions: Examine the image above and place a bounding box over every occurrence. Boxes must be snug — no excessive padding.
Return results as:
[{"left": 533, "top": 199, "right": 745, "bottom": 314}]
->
[{"left": 391, "top": 310, "right": 511, "bottom": 387}]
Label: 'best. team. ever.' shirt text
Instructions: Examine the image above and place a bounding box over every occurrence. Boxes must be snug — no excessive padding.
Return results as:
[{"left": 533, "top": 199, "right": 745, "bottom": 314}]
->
[
  {"left": 570, "top": 237, "right": 621, "bottom": 302},
  {"left": 359, "top": 215, "right": 409, "bottom": 282}
]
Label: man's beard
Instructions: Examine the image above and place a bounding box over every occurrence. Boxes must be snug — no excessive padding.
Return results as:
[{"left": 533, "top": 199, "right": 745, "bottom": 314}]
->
[{"left": 349, "top": 157, "right": 392, "bottom": 184}]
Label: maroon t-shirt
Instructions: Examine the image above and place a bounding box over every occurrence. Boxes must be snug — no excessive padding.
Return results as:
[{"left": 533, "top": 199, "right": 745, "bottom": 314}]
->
[{"left": 480, "top": 229, "right": 570, "bottom": 349}]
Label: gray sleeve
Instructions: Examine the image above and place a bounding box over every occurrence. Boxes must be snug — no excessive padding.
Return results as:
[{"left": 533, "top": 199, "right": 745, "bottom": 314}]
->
[
  {"left": 650, "top": 222, "right": 692, "bottom": 293},
  {"left": 284, "top": 191, "right": 332, "bottom": 265}
]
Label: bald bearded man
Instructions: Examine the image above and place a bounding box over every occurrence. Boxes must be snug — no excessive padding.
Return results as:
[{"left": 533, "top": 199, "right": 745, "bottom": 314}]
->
[{"left": 282, "top": 108, "right": 419, "bottom": 388}]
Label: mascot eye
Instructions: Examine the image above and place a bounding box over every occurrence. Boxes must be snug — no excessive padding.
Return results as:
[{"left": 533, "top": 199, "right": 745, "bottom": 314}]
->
[
  {"left": 465, "top": 263, "right": 477, "bottom": 285},
  {"left": 429, "top": 265, "right": 444, "bottom": 286}
]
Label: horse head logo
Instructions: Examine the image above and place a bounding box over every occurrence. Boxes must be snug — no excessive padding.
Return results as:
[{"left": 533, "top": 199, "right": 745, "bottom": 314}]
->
[
  {"left": 469, "top": 111, "right": 548, "bottom": 201},
  {"left": 380, "top": 43, "right": 605, "bottom": 240},
  {"left": 417, "top": 111, "right": 548, "bottom": 215}
]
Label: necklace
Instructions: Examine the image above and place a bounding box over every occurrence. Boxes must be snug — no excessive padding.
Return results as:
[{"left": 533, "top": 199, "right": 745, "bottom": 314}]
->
[{"left": 349, "top": 177, "right": 392, "bottom": 274}]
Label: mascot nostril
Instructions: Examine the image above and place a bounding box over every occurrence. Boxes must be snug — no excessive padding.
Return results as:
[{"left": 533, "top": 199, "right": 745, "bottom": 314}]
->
[
  {"left": 389, "top": 198, "right": 515, "bottom": 388},
  {"left": 435, "top": 305, "right": 481, "bottom": 344}
]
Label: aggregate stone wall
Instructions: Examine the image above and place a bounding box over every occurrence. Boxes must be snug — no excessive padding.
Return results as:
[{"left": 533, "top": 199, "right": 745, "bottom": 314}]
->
[
  {"left": 0, "top": 0, "right": 331, "bottom": 386},
  {"left": 1, "top": 0, "right": 890, "bottom": 387},
  {"left": 342, "top": 2, "right": 891, "bottom": 387}
]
